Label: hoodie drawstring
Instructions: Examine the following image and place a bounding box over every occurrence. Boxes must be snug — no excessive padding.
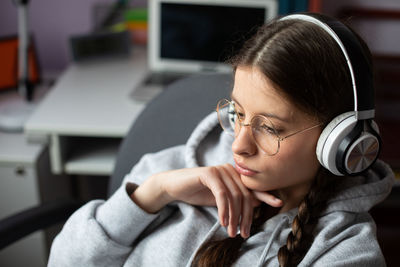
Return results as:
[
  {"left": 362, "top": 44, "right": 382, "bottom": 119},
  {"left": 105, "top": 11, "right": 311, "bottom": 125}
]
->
[
  {"left": 186, "top": 221, "right": 221, "bottom": 267},
  {"left": 256, "top": 217, "right": 290, "bottom": 267}
]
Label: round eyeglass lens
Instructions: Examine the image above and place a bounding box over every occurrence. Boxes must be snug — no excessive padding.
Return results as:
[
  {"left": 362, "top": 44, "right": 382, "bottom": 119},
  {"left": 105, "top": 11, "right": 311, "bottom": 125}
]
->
[
  {"left": 217, "top": 99, "right": 281, "bottom": 156},
  {"left": 251, "top": 116, "right": 280, "bottom": 155},
  {"left": 217, "top": 99, "right": 235, "bottom": 134}
]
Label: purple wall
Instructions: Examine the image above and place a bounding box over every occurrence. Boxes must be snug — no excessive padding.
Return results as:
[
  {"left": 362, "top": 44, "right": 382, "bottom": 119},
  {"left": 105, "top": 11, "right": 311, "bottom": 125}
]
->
[
  {"left": 1, "top": 0, "right": 398, "bottom": 74},
  {"left": 0, "top": 0, "right": 143, "bottom": 73}
]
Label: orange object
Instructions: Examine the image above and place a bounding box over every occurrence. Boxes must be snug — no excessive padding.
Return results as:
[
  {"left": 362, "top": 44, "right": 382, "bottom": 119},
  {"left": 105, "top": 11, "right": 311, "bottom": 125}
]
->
[
  {"left": 308, "top": 0, "right": 322, "bottom": 12},
  {"left": 0, "top": 36, "right": 40, "bottom": 90},
  {"left": 126, "top": 21, "right": 148, "bottom": 30}
]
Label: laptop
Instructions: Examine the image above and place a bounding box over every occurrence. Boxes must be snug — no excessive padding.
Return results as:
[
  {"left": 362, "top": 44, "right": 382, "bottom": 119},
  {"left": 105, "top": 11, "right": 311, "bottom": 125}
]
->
[{"left": 131, "top": 0, "right": 278, "bottom": 101}]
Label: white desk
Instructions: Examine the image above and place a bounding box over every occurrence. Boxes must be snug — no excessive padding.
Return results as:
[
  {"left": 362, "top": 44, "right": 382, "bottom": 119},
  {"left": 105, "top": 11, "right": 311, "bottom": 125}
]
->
[{"left": 25, "top": 48, "right": 150, "bottom": 176}]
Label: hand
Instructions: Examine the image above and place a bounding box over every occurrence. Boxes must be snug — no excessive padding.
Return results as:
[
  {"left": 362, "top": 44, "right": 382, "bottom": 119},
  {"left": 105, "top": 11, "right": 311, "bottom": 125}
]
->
[{"left": 131, "top": 164, "right": 283, "bottom": 239}]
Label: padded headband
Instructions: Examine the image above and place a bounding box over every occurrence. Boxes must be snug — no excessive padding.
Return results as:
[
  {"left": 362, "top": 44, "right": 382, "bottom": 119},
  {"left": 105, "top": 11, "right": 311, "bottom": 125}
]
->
[{"left": 279, "top": 14, "right": 375, "bottom": 120}]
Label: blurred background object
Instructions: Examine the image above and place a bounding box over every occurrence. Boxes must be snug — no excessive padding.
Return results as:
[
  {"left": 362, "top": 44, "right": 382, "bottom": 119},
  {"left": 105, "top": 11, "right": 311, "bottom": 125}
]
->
[{"left": 0, "top": 0, "right": 41, "bottom": 132}]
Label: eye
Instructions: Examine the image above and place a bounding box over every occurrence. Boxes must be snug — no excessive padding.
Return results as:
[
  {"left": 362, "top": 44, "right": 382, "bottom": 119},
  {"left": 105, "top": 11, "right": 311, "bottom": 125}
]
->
[
  {"left": 237, "top": 112, "right": 245, "bottom": 121},
  {"left": 232, "top": 103, "right": 245, "bottom": 122},
  {"left": 252, "top": 116, "right": 281, "bottom": 136},
  {"left": 259, "top": 123, "right": 277, "bottom": 135},
  {"left": 228, "top": 103, "right": 237, "bottom": 128}
]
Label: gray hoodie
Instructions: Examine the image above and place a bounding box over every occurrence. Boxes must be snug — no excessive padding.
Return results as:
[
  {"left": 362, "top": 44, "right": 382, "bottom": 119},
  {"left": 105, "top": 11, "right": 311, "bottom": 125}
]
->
[{"left": 48, "top": 112, "right": 395, "bottom": 267}]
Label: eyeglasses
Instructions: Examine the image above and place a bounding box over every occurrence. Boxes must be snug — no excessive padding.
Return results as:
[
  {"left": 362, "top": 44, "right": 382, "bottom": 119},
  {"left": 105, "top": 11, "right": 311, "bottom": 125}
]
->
[{"left": 216, "top": 99, "right": 322, "bottom": 156}]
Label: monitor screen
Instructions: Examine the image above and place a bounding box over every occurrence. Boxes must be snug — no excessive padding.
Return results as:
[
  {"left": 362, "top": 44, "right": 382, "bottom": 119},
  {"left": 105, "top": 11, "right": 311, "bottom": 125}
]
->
[
  {"left": 160, "top": 3, "right": 265, "bottom": 62},
  {"left": 149, "top": 0, "right": 278, "bottom": 73}
]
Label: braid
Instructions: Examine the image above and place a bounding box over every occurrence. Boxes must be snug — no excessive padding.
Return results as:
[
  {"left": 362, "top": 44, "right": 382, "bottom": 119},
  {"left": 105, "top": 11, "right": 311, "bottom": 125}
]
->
[
  {"left": 192, "top": 203, "right": 278, "bottom": 267},
  {"left": 278, "top": 168, "right": 336, "bottom": 266}
]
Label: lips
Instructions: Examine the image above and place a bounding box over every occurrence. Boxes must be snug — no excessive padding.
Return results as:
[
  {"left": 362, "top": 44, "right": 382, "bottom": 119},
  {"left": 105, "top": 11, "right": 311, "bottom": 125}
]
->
[{"left": 234, "top": 159, "right": 258, "bottom": 177}]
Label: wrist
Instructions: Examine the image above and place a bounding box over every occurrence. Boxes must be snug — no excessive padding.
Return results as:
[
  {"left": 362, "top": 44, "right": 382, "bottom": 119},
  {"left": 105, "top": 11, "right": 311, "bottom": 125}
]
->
[{"left": 130, "top": 173, "right": 172, "bottom": 213}]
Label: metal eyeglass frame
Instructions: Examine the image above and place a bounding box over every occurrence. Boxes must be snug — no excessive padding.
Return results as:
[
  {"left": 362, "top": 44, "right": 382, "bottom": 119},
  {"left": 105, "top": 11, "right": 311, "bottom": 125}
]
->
[{"left": 216, "top": 99, "right": 323, "bottom": 156}]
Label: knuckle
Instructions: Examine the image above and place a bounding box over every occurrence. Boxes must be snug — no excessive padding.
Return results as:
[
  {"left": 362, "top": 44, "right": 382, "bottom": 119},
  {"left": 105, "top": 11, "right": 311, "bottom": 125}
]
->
[
  {"left": 207, "top": 166, "right": 219, "bottom": 177},
  {"left": 205, "top": 166, "right": 219, "bottom": 178},
  {"left": 215, "top": 189, "right": 227, "bottom": 199},
  {"left": 242, "top": 191, "right": 251, "bottom": 201},
  {"left": 225, "top": 163, "right": 236, "bottom": 174},
  {"left": 224, "top": 163, "right": 233, "bottom": 169},
  {"left": 231, "top": 191, "right": 242, "bottom": 202}
]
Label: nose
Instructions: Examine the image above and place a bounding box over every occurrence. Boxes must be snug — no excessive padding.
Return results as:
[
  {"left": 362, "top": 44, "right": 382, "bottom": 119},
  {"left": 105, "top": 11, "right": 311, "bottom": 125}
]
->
[{"left": 231, "top": 124, "right": 257, "bottom": 156}]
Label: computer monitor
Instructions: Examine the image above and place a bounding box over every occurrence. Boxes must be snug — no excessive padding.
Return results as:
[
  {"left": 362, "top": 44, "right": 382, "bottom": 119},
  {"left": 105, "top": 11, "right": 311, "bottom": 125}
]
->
[{"left": 148, "top": 0, "right": 278, "bottom": 74}]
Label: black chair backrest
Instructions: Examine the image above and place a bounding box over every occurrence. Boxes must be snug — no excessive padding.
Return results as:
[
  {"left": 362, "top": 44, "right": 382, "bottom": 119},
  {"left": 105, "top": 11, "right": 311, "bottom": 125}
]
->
[{"left": 109, "top": 73, "right": 233, "bottom": 196}]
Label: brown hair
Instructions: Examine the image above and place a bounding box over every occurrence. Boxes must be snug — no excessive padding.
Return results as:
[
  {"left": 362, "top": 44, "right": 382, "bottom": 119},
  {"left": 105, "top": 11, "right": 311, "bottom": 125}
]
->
[{"left": 192, "top": 14, "right": 372, "bottom": 267}]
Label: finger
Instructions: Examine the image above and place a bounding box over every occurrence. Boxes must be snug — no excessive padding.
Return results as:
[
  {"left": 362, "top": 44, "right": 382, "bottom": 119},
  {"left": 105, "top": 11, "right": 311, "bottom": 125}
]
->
[
  {"left": 201, "top": 168, "right": 230, "bottom": 227},
  {"left": 223, "top": 164, "right": 254, "bottom": 238},
  {"left": 219, "top": 166, "right": 243, "bottom": 237},
  {"left": 253, "top": 191, "right": 283, "bottom": 207}
]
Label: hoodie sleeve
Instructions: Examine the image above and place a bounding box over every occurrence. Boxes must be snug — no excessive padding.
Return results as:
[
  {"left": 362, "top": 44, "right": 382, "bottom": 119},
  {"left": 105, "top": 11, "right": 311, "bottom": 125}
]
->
[
  {"left": 302, "top": 212, "right": 386, "bottom": 267},
  {"left": 48, "top": 145, "right": 186, "bottom": 267}
]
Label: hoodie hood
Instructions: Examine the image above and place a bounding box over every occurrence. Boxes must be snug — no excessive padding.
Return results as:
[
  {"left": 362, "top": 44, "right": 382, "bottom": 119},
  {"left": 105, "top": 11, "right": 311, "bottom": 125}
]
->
[
  {"left": 324, "top": 160, "right": 395, "bottom": 214},
  {"left": 184, "top": 112, "right": 234, "bottom": 168},
  {"left": 183, "top": 112, "right": 395, "bottom": 215}
]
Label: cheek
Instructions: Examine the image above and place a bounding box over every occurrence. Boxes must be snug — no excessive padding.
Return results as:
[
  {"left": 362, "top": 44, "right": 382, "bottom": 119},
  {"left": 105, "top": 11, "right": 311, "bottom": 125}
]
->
[
  {"left": 280, "top": 140, "right": 320, "bottom": 180},
  {"left": 249, "top": 136, "right": 320, "bottom": 191}
]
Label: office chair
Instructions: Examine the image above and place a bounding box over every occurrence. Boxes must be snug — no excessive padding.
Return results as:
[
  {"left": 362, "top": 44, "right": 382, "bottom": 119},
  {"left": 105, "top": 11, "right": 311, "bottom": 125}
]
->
[{"left": 0, "top": 72, "right": 232, "bottom": 250}]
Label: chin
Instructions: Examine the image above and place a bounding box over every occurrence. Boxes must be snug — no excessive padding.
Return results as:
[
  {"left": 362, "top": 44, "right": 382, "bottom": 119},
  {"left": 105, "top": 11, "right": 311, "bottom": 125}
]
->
[{"left": 240, "top": 174, "right": 272, "bottom": 192}]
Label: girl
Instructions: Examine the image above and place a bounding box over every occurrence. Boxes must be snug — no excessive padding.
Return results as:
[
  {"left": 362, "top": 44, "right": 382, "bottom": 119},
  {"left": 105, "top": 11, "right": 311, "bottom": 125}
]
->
[{"left": 48, "top": 13, "right": 394, "bottom": 266}]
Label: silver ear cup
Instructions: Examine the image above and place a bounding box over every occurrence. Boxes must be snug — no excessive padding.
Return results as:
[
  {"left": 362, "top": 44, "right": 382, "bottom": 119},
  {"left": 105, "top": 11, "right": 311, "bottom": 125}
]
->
[
  {"left": 316, "top": 112, "right": 357, "bottom": 176},
  {"left": 344, "top": 132, "right": 380, "bottom": 174}
]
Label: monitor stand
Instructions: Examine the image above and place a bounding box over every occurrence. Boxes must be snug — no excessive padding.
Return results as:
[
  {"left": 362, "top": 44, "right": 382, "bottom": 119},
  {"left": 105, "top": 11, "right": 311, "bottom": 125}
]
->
[{"left": 130, "top": 72, "right": 184, "bottom": 102}]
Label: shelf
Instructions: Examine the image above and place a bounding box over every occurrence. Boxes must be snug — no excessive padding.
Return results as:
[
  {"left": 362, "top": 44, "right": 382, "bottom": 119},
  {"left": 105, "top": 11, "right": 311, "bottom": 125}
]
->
[{"left": 63, "top": 137, "right": 121, "bottom": 176}]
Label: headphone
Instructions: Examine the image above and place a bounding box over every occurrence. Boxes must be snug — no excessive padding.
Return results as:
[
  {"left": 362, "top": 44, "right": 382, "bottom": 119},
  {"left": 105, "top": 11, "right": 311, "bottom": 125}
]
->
[{"left": 280, "top": 13, "right": 381, "bottom": 176}]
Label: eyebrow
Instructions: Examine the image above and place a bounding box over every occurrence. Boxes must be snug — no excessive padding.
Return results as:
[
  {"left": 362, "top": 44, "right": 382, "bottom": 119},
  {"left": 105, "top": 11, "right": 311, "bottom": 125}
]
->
[{"left": 230, "top": 93, "right": 291, "bottom": 123}]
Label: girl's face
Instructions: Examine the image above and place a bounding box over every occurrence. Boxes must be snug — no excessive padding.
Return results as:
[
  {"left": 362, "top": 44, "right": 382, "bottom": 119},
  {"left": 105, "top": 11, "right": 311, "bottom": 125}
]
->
[{"left": 231, "top": 66, "right": 322, "bottom": 209}]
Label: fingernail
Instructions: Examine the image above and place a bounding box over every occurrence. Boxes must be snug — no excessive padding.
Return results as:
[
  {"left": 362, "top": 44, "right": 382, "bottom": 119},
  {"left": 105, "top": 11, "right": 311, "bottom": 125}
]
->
[
  {"left": 224, "top": 217, "right": 229, "bottom": 227},
  {"left": 242, "top": 227, "right": 249, "bottom": 238},
  {"left": 246, "top": 224, "right": 251, "bottom": 237},
  {"left": 226, "top": 225, "right": 232, "bottom": 236}
]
